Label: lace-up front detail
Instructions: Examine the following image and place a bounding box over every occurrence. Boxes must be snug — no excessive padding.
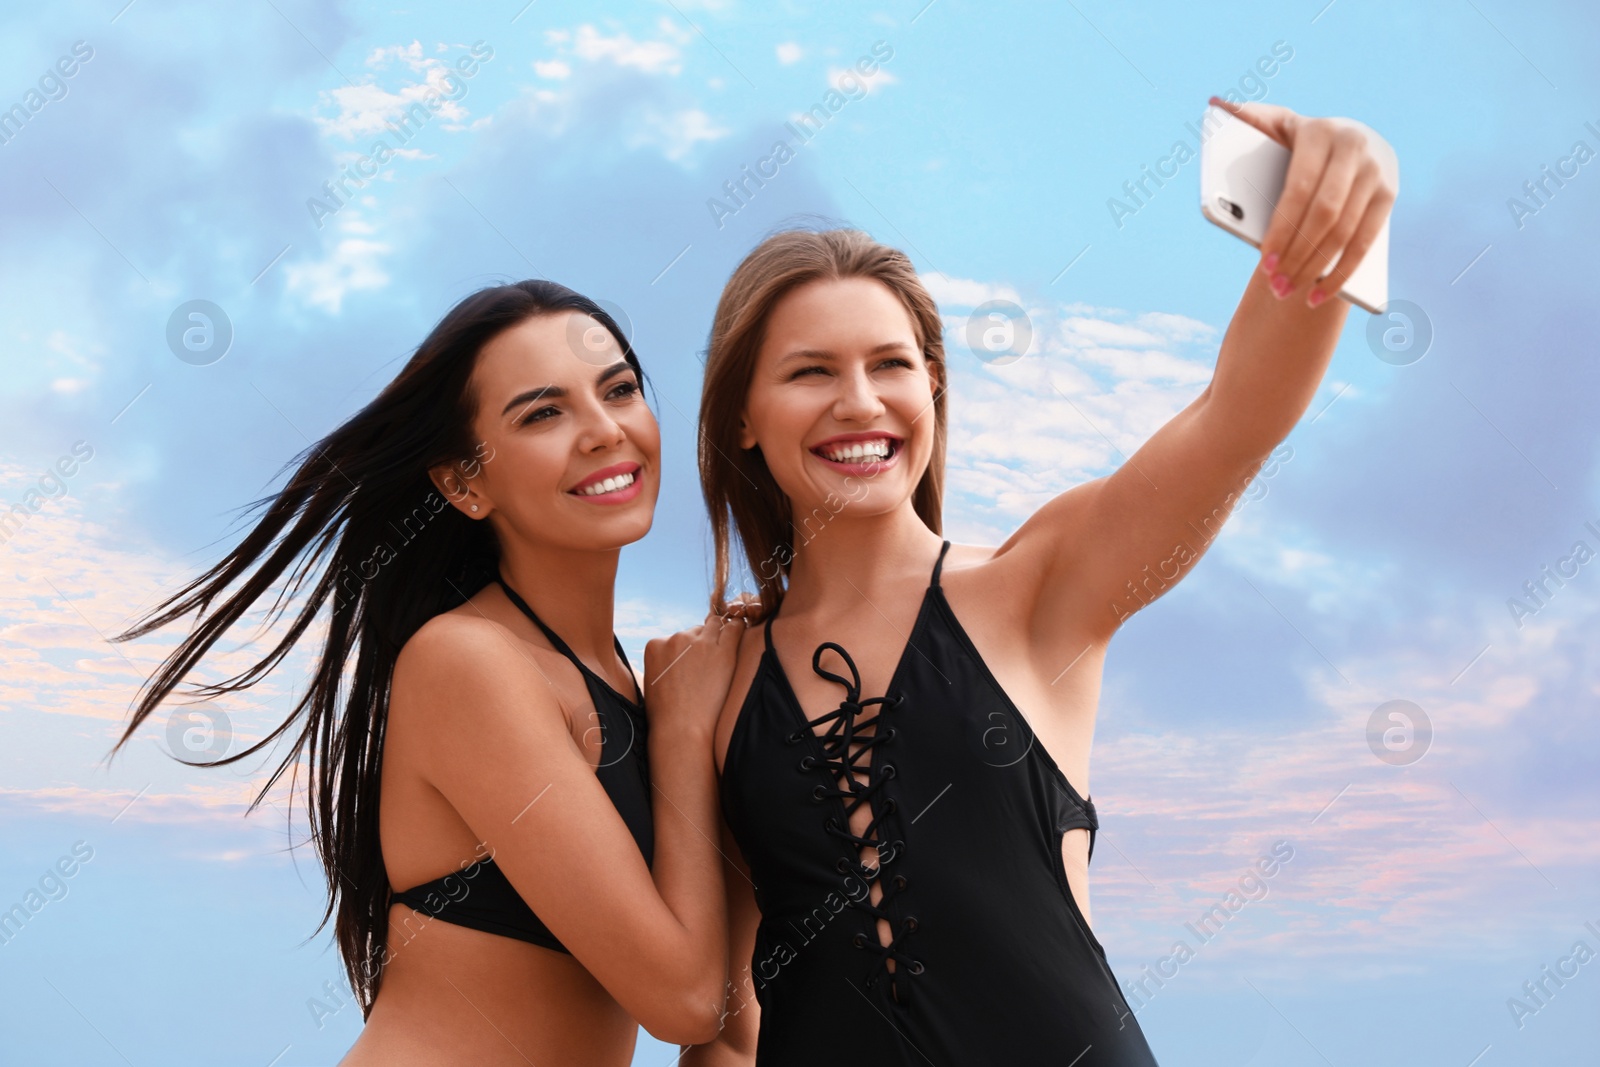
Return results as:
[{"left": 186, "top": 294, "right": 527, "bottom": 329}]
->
[
  {"left": 717, "top": 539, "right": 1163, "bottom": 1065},
  {"left": 778, "top": 634, "right": 922, "bottom": 1004}
]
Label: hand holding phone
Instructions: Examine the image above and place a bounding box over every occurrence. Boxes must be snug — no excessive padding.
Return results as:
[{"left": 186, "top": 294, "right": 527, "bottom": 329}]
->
[{"left": 1199, "top": 100, "right": 1398, "bottom": 313}]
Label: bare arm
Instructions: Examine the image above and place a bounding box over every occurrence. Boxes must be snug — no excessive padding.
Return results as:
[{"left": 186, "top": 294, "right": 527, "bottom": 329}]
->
[
  {"left": 682, "top": 812, "right": 762, "bottom": 1066},
  {"left": 396, "top": 610, "right": 742, "bottom": 1045},
  {"left": 991, "top": 101, "right": 1398, "bottom": 660}
]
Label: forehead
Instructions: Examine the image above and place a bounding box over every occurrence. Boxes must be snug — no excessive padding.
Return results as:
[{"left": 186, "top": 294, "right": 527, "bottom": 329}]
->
[
  {"left": 473, "top": 311, "right": 623, "bottom": 388},
  {"left": 762, "top": 276, "right": 920, "bottom": 354}
]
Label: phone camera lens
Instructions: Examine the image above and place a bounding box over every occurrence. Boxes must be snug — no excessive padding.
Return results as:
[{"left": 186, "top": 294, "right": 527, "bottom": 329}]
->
[{"left": 1218, "top": 197, "right": 1244, "bottom": 221}]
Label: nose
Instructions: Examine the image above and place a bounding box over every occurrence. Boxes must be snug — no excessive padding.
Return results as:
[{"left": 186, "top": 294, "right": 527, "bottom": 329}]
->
[
  {"left": 832, "top": 361, "right": 885, "bottom": 422},
  {"left": 575, "top": 397, "right": 627, "bottom": 452}
]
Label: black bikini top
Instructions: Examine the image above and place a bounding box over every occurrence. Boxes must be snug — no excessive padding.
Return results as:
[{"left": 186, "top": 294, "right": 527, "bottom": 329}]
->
[{"left": 387, "top": 573, "right": 655, "bottom": 954}]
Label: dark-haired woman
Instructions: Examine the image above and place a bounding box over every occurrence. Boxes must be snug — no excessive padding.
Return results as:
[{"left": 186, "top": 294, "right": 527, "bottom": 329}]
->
[
  {"left": 688, "top": 100, "right": 1396, "bottom": 1065},
  {"left": 112, "top": 281, "right": 747, "bottom": 1065}
]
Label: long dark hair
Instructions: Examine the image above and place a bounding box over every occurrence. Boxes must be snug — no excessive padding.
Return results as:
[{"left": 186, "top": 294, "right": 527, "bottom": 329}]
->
[{"left": 108, "top": 279, "right": 643, "bottom": 1016}]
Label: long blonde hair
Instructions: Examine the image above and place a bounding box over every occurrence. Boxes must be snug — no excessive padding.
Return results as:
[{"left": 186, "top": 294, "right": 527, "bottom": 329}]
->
[{"left": 699, "top": 228, "right": 947, "bottom": 615}]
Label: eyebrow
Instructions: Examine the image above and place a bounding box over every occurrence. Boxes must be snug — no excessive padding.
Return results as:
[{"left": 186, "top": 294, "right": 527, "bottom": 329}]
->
[
  {"left": 500, "top": 361, "right": 636, "bottom": 417},
  {"left": 777, "top": 341, "right": 916, "bottom": 365}
]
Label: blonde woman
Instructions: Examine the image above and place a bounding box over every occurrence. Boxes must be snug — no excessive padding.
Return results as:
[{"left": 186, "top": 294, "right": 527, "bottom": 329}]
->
[{"left": 689, "top": 99, "right": 1395, "bottom": 1065}]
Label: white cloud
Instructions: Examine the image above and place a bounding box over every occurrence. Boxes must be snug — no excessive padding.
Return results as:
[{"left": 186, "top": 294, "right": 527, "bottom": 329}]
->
[
  {"left": 776, "top": 42, "right": 804, "bottom": 65},
  {"left": 630, "top": 107, "right": 730, "bottom": 161},
  {"left": 534, "top": 59, "right": 571, "bottom": 79},
  {"left": 571, "top": 24, "right": 683, "bottom": 75},
  {"left": 919, "top": 271, "right": 1022, "bottom": 309},
  {"left": 364, "top": 40, "right": 428, "bottom": 73},
  {"left": 313, "top": 46, "right": 484, "bottom": 141},
  {"left": 284, "top": 223, "right": 392, "bottom": 314},
  {"left": 35, "top": 329, "right": 102, "bottom": 396},
  {"left": 828, "top": 64, "right": 896, "bottom": 95},
  {"left": 933, "top": 288, "right": 1222, "bottom": 545},
  {"left": 654, "top": 15, "right": 694, "bottom": 45}
]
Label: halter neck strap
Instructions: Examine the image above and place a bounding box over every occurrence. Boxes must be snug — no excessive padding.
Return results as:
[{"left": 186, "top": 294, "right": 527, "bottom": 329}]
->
[
  {"left": 495, "top": 574, "right": 640, "bottom": 705},
  {"left": 763, "top": 539, "right": 953, "bottom": 647}
]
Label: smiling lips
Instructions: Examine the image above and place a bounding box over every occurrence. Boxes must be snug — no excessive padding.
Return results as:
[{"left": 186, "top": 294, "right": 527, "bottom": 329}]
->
[
  {"left": 569, "top": 461, "right": 644, "bottom": 504},
  {"left": 810, "top": 432, "right": 900, "bottom": 474}
]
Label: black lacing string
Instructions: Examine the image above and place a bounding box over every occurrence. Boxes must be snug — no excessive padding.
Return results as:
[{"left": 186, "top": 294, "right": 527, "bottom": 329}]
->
[{"left": 787, "top": 640, "right": 923, "bottom": 999}]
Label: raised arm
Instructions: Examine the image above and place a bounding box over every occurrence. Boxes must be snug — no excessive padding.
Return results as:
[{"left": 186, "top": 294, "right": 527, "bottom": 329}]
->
[
  {"left": 998, "top": 100, "right": 1398, "bottom": 657},
  {"left": 394, "top": 609, "right": 743, "bottom": 1045}
]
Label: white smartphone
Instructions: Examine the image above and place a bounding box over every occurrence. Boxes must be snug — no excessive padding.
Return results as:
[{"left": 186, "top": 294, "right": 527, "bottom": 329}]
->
[{"left": 1198, "top": 105, "right": 1397, "bottom": 314}]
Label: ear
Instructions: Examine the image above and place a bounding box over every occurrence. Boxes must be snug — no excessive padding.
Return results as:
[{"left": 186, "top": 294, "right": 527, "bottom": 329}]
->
[
  {"left": 737, "top": 410, "right": 756, "bottom": 450},
  {"left": 429, "top": 460, "right": 487, "bottom": 518}
]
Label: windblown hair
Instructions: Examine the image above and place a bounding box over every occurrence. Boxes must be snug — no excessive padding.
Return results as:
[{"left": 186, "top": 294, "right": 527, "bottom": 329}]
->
[
  {"left": 108, "top": 280, "right": 642, "bottom": 1016},
  {"left": 698, "top": 227, "right": 947, "bottom": 615}
]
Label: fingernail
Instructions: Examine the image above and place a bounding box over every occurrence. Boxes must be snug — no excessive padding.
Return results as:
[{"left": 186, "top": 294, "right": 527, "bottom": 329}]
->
[
  {"left": 1270, "top": 273, "right": 1291, "bottom": 298},
  {"left": 1261, "top": 252, "right": 1279, "bottom": 274},
  {"left": 1307, "top": 289, "right": 1326, "bottom": 308}
]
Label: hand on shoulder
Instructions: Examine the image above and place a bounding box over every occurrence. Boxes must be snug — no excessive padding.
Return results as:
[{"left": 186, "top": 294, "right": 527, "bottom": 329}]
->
[{"left": 644, "top": 606, "right": 750, "bottom": 738}]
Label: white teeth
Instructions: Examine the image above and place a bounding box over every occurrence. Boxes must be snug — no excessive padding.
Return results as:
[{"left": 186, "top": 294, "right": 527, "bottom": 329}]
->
[
  {"left": 821, "top": 439, "right": 892, "bottom": 463},
  {"left": 577, "top": 471, "right": 635, "bottom": 496}
]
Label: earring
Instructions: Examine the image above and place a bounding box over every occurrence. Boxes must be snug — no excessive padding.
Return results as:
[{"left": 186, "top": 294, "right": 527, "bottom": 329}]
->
[{"left": 470, "top": 504, "right": 479, "bottom": 512}]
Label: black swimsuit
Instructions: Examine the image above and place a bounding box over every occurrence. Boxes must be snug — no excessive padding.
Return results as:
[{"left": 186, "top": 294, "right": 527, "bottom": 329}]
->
[
  {"left": 720, "top": 541, "right": 1160, "bottom": 1065},
  {"left": 388, "top": 574, "right": 654, "bottom": 954}
]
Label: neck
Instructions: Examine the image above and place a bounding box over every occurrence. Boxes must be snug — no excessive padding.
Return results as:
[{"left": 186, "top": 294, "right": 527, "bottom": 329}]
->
[
  {"left": 496, "top": 537, "right": 622, "bottom": 667},
  {"left": 780, "top": 501, "right": 944, "bottom": 615}
]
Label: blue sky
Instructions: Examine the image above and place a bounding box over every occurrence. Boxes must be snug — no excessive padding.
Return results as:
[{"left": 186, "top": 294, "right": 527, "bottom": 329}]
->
[{"left": 1, "top": 0, "right": 1597, "bottom": 1063}]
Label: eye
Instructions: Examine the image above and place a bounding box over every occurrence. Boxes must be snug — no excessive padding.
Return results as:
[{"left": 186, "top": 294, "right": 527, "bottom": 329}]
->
[
  {"left": 877, "top": 356, "right": 914, "bottom": 370},
  {"left": 787, "top": 364, "right": 828, "bottom": 380},
  {"left": 606, "top": 378, "right": 641, "bottom": 401},
  {"left": 518, "top": 405, "right": 559, "bottom": 426}
]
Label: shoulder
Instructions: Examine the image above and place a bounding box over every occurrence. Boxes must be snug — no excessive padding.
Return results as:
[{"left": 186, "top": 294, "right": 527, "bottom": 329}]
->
[
  {"left": 714, "top": 616, "right": 772, "bottom": 771},
  {"left": 396, "top": 610, "right": 511, "bottom": 687},
  {"left": 391, "top": 607, "right": 563, "bottom": 734},
  {"left": 731, "top": 617, "right": 768, "bottom": 695}
]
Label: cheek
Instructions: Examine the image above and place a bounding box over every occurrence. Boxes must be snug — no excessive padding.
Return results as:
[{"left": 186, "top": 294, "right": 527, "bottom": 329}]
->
[
  {"left": 748, "top": 390, "right": 814, "bottom": 454},
  {"left": 626, "top": 406, "right": 662, "bottom": 458},
  {"left": 891, "top": 383, "right": 938, "bottom": 439},
  {"left": 494, "top": 437, "right": 567, "bottom": 496}
]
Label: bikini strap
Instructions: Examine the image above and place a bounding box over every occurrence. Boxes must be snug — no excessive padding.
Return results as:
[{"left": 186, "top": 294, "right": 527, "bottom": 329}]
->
[
  {"left": 930, "top": 539, "right": 952, "bottom": 588},
  {"left": 495, "top": 574, "right": 641, "bottom": 704}
]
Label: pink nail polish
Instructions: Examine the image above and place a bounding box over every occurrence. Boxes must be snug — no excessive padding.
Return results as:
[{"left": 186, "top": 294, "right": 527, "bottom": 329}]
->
[
  {"left": 1271, "top": 273, "right": 1291, "bottom": 297},
  {"left": 1262, "top": 252, "right": 1279, "bottom": 273},
  {"left": 1307, "top": 289, "right": 1326, "bottom": 308}
]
